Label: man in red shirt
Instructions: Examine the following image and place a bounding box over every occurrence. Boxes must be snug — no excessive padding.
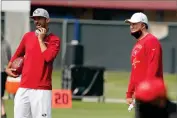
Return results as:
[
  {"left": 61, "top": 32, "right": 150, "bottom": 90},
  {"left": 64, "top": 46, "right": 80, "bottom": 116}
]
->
[
  {"left": 5, "top": 8, "right": 60, "bottom": 118},
  {"left": 125, "top": 12, "right": 163, "bottom": 106}
]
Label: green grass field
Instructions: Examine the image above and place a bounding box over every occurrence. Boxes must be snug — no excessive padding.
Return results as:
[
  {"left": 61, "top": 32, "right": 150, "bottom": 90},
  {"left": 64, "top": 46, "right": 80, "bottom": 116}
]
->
[{"left": 4, "top": 71, "right": 176, "bottom": 118}]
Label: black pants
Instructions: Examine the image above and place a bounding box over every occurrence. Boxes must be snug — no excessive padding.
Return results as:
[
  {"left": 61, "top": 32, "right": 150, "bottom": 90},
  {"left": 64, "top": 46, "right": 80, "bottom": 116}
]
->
[
  {"left": 135, "top": 100, "right": 170, "bottom": 118},
  {"left": 1, "top": 72, "right": 7, "bottom": 97},
  {"left": 135, "top": 100, "right": 140, "bottom": 118}
]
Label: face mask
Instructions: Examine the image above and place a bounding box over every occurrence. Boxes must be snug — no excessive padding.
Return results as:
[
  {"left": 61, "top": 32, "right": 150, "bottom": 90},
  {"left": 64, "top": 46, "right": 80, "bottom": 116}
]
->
[{"left": 131, "top": 30, "right": 142, "bottom": 39}]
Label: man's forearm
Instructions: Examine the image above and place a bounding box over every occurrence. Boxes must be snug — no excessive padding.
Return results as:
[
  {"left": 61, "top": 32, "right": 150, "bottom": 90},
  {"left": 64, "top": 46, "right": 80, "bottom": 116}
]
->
[
  {"left": 38, "top": 39, "right": 47, "bottom": 52},
  {"left": 126, "top": 83, "right": 135, "bottom": 98},
  {"left": 7, "top": 62, "right": 12, "bottom": 68}
]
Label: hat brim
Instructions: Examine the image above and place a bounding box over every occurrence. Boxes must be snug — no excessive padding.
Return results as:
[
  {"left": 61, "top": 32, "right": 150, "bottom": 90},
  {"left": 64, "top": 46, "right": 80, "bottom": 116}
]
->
[
  {"left": 30, "top": 16, "right": 48, "bottom": 19},
  {"left": 125, "top": 19, "right": 140, "bottom": 24},
  {"left": 124, "top": 19, "right": 131, "bottom": 23},
  {"left": 30, "top": 16, "right": 39, "bottom": 19}
]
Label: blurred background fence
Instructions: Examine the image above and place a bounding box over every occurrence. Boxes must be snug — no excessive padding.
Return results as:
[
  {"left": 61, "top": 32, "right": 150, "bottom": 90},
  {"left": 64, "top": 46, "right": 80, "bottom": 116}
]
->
[{"left": 1, "top": 18, "right": 177, "bottom": 73}]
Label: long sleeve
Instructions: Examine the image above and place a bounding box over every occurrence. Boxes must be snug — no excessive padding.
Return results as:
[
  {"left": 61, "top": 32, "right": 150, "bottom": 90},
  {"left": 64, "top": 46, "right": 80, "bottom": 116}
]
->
[
  {"left": 42, "top": 37, "right": 60, "bottom": 63},
  {"left": 10, "top": 33, "right": 27, "bottom": 62},
  {"left": 145, "top": 40, "right": 163, "bottom": 80},
  {"left": 126, "top": 70, "right": 135, "bottom": 98}
]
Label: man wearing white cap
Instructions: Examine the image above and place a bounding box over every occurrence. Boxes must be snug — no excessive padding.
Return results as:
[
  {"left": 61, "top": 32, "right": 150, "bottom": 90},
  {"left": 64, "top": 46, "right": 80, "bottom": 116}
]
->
[
  {"left": 5, "top": 8, "right": 60, "bottom": 118},
  {"left": 125, "top": 12, "right": 164, "bottom": 113}
]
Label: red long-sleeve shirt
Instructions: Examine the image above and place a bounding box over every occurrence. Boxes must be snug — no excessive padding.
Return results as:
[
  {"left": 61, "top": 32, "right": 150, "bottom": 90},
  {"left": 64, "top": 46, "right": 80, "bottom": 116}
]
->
[
  {"left": 10, "top": 32, "right": 60, "bottom": 90},
  {"left": 126, "top": 33, "right": 163, "bottom": 98}
]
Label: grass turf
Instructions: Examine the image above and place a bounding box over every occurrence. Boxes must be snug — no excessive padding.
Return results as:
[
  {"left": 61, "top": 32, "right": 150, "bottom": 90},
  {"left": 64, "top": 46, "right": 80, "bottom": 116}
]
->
[
  {"left": 4, "top": 71, "right": 176, "bottom": 118},
  {"left": 5, "top": 100, "right": 134, "bottom": 118},
  {"left": 52, "top": 71, "right": 177, "bottom": 100}
]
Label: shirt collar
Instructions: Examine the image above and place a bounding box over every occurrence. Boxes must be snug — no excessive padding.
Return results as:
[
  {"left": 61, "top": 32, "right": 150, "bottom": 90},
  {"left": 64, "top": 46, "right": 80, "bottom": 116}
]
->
[{"left": 46, "top": 28, "right": 51, "bottom": 36}]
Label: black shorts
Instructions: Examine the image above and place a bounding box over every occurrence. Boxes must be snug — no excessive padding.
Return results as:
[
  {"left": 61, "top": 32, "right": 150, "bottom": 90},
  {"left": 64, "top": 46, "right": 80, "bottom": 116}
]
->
[{"left": 1, "top": 72, "right": 7, "bottom": 97}]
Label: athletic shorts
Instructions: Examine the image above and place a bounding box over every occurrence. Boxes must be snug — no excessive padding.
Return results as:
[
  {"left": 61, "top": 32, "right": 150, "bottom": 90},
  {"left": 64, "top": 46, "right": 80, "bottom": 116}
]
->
[
  {"left": 14, "top": 88, "right": 52, "bottom": 118},
  {"left": 1, "top": 72, "right": 7, "bottom": 97}
]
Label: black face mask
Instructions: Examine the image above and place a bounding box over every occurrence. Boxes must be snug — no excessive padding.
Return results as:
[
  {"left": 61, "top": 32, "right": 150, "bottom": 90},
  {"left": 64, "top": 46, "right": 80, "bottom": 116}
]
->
[{"left": 131, "top": 30, "right": 142, "bottom": 39}]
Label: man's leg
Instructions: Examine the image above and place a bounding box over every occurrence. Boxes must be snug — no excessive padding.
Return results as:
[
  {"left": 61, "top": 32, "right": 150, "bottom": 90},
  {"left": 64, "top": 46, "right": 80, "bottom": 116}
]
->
[
  {"left": 1, "top": 72, "right": 7, "bottom": 118},
  {"left": 1, "top": 99, "right": 7, "bottom": 118},
  {"left": 14, "top": 88, "right": 32, "bottom": 118},
  {"left": 30, "top": 89, "right": 52, "bottom": 118}
]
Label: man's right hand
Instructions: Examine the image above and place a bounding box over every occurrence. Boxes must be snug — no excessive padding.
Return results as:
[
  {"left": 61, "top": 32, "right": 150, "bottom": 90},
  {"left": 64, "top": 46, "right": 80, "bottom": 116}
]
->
[
  {"left": 126, "top": 98, "right": 133, "bottom": 105},
  {"left": 5, "top": 68, "right": 19, "bottom": 78}
]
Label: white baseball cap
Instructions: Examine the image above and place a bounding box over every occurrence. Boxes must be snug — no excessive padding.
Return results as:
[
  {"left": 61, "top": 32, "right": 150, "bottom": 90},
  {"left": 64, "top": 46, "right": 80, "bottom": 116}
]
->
[
  {"left": 30, "top": 8, "right": 49, "bottom": 19},
  {"left": 125, "top": 12, "right": 148, "bottom": 25}
]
